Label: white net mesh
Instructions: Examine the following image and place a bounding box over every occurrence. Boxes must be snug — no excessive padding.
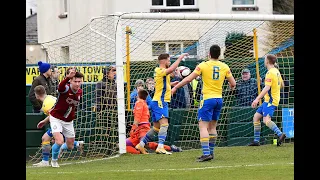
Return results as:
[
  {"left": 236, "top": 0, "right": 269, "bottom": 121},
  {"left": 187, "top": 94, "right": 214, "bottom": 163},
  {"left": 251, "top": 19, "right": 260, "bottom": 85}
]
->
[{"left": 28, "top": 13, "right": 294, "bottom": 163}]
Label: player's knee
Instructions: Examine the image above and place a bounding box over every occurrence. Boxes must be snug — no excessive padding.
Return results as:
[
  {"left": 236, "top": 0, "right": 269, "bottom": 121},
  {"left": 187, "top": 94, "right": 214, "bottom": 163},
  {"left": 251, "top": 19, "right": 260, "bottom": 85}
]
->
[
  {"left": 42, "top": 134, "right": 51, "bottom": 142},
  {"left": 253, "top": 113, "right": 262, "bottom": 122},
  {"left": 67, "top": 144, "right": 73, "bottom": 150},
  {"left": 55, "top": 139, "right": 64, "bottom": 145},
  {"left": 66, "top": 138, "right": 75, "bottom": 149},
  {"left": 262, "top": 116, "right": 271, "bottom": 125},
  {"left": 160, "top": 123, "right": 169, "bottom": 132},
  {"left": 159, "top": 117, "right": 168, "bottom": 124}
]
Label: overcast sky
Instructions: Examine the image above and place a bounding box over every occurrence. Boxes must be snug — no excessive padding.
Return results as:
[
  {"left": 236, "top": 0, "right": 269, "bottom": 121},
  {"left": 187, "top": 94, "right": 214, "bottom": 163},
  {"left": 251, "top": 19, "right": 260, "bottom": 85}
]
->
[{"left": 26, "top": 0, "right": 37, "bottom": 17}]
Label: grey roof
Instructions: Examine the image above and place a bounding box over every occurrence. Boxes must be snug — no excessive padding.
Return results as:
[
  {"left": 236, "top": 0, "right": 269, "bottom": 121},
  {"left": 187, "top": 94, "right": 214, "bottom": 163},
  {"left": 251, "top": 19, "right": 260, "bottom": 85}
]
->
[{"left": 26, "top": 13, "right": 38, "bottom": 44}]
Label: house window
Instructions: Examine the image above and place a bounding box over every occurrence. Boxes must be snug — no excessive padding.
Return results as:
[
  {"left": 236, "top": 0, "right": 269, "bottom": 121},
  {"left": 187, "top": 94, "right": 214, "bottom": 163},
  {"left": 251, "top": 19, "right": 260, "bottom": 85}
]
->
[
  {"left": 151, "top": 0, "right": 197, "bottom": 9},
  {"left": 232, "top": 0, "right": 255, "bottom": 7},
  {"left": 152, "top": 41, "right": 198, "bottom": 57},
  {"left": 152, "top": 43, "right": 166, "bottom": 56},
  {"left": 168, "top": 43, "right": 182, "bottom": 55}
]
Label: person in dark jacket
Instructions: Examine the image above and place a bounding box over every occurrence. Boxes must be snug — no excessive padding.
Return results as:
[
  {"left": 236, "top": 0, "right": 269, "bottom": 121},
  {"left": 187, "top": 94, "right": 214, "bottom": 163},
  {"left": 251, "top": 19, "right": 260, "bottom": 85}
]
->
[
  {"left": 170, "top": 69, "right": 194, "bottom": 109},
  {"left": 95, "top": 65, "right": 117, "bottom": 112},
  {"left": 234, "top": 68, "right": 264, "bottom": 107},
  {"left": 94, "top": 65, "right": 117, "bottom": 155},
  {"left": 49, "top": 65, "right": 61, "bottom": 97},
  {"left": 233, "top": 69, "right": 259, "bottom": 107},
  {"left": 28, "top": 61, "right": 54, "bottom": 113},
  {"left": 145, "top": 77, "right": 155, "bottom": 99}
]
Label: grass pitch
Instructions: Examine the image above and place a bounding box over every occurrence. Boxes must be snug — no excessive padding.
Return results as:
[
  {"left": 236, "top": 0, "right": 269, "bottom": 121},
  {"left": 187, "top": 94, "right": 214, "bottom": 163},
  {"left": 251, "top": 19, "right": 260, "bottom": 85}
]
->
[{"left": 26, "top": 143, "right": 294, "bottom": 180}]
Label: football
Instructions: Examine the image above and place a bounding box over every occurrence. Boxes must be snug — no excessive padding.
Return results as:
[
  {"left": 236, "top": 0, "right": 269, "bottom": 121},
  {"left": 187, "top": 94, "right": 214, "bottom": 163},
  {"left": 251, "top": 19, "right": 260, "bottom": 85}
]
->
[{"left": 178, "top": 66, "right": 191, "bottom": 78}]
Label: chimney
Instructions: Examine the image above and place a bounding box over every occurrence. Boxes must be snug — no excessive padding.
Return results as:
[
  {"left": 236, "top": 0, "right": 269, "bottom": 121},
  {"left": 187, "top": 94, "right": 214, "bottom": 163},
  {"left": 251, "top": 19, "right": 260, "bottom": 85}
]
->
[{"left": 30, "top": 8, "right": 33, "bottom": 15}]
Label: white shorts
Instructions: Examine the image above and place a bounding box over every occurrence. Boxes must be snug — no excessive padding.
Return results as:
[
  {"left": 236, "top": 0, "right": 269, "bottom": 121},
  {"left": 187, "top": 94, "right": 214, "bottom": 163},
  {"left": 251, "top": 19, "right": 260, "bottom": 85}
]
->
[{"left": 49, "top": 115, "right": 75, "bottom": 138}]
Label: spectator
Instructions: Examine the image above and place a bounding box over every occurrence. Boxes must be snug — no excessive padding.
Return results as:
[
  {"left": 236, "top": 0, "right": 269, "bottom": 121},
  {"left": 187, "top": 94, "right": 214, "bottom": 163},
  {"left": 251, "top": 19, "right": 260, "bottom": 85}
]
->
[
  {"left": 234, "top": 68, "right": 262, "bottom": 107},
  {"left": 130, "top": 79, "right": 152, "bottom": 109},
  {"left": 28, "top": 61, "right": 54, "bottom": 113},
  {"left": 95, "top": 65, "right": 117, "bottom": 112},
  {"left": 170, "top": 68, "right": 194, "bottom": 109},
  {"left": 95, "top": 64, "right": 118, "bottom": 155},
  {"left": 145, "top": 77, "right": 155, "bottom": 98},
  {"left": 49, "top": 65, "right": 60, "bottom": 97}
]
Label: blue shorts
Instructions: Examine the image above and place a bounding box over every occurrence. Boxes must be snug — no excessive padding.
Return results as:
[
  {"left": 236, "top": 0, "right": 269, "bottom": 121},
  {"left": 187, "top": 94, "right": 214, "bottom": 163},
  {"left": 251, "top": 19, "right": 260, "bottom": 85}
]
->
[
  {"left": 256, "top": 102, "right": 277, "bottom": 117},
  {"left": 46, "top": 129, "right": 53, "bottom": 137},
  {"left": 46, "top": 128, "right": 66, "bottom": 140},
  {"left": 150, "top": 101, "right": 169, "bottom": 122},
  {"left": 198, "top": 98, "right": 223, "bottom": 121}
]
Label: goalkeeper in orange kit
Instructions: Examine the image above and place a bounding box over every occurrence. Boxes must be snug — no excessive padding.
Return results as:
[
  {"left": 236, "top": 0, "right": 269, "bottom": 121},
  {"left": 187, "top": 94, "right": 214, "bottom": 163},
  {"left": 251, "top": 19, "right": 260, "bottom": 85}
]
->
[{"left": 126, "top": 89, "right": 182, "bottom": 154}]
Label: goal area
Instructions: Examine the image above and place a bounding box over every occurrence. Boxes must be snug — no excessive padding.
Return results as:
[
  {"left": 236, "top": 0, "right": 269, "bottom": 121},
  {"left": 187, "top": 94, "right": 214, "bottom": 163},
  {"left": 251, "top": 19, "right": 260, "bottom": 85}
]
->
[{"left": 28, "top": 13, "right": 294, "bottom": 163}]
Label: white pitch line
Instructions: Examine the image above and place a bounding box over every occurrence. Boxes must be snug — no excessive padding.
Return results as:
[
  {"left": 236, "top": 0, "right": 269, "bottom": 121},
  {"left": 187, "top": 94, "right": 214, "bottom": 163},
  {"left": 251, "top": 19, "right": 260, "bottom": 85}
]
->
[
  {"left": 26, "top": 154, "right": 120, "bottom": 169},
  {"left": 27, "top": 162, "right": 294, "bottom": 174}
]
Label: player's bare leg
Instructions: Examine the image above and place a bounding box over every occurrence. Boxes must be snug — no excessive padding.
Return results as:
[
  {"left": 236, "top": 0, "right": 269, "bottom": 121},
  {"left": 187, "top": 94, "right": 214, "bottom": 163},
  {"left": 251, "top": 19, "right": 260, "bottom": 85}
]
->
[
  {"left": 58, "top": 138, "right": 84, "bottom": 158},
  {"left": 51, "top": 132, "right": 64, "bottom": 168},
  {"left": 136, "top": 123, "right": 160, "bottom": 154},
  {"left": 206, "top": 120, "right": 217, "bottom": 159},
  {"left": 155, "top": 118, "right": 172, "bottom": 155},
  {"left": 263, "top": 115, "right": 286, "bottom": 146},
  {"left": 33, "top": 133, "right": 51, "bottom": 167},
  {"left": 249, "top": 113, "right": 263, "bottom": 146},
  {"left": 197, "top": 120, "right": 213, "bottom": 162}
]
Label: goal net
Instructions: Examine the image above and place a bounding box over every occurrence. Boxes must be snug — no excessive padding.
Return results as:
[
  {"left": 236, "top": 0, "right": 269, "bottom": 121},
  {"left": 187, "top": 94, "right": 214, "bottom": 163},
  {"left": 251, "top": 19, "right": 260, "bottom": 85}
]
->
[{"left": 28, "top": 13, "right": 294, "bottom": 163}]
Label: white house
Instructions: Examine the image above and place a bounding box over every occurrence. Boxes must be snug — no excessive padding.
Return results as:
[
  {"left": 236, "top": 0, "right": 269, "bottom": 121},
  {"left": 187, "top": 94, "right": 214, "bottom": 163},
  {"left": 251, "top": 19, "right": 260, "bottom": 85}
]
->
[
  {"left": 37, "top": 0, "right": 273, "bottom": 43},
  {"left": 26, "top": 12, "right": 47, "bottom": 64},
  {"left": 37, "top": 0, "right": 284, "bottom": 63}
]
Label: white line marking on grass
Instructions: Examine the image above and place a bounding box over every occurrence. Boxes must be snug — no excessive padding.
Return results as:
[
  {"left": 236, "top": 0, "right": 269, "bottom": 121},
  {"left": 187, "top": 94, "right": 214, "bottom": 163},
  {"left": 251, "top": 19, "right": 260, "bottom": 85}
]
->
[
  {"left": 27, "top": 162, "right": 294, "bottom": 174},
  {"left": 26, "top": 154, "right": 120, "bottom": 169}
]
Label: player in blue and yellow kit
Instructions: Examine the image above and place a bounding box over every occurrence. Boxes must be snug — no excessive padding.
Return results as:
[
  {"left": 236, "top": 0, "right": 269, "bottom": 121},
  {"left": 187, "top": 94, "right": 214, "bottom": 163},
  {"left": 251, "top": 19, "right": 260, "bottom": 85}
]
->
[
  {"left": 172, "top": 45, "right": 236, "bottom": 162},
  {"left": 135, "top": 53, "right": 189, "bottom": 154},
  {"left": 250, "top": 54, "right": 286, "bottom": 146}
]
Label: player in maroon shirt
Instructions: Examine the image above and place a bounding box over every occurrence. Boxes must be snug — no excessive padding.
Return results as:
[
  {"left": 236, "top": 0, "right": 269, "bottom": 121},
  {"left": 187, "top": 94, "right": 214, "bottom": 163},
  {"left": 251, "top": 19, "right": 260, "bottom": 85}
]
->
[{"left": 49, "top": 67, "right": 84, "bottom": 167}]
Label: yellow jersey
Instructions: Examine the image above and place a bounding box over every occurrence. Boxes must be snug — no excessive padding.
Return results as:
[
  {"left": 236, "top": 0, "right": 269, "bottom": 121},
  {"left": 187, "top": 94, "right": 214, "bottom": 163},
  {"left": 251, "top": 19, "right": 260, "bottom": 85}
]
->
[
  {"left": 194, "top": 60, "right": 232, "bottom": 100},
  {"left": 152, "top": 67, "right": 171, "bottom": 102},
  {"left": 42, "top": 95, "right": 57, "bottom": 115},
  {"left": 264, "top": 68, "right": 283, "bottom": 106}
]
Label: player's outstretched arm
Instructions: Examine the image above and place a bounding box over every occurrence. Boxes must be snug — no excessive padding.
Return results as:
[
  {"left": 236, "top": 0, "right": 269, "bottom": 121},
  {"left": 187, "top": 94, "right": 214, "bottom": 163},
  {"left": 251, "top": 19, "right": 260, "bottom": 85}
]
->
[
  {"left": 58, "top": 67, "right": 76, "bottom": 93},
  {"left": 37, "top": 116, "right": 50, "bottom": 129},
  {"left": 165, "top": 53, "right": 189, "bottom": 75},
  {"left": 172, "top": 72, "right": 198, "bottom": 94},
  {"left": 227, "top": 76, "right": 236, "bottom": 90},
  {"left": 251, "top": 85, "right": 271, "bottom": 108}
]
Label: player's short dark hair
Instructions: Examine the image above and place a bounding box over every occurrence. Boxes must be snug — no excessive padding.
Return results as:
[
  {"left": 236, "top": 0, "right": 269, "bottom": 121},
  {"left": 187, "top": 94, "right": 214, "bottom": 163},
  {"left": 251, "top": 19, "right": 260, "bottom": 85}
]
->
[
  {"left": 51, "top": 65, "right": 57, "bottom": 72},
  {"left": 266, "top": 54, "right": 277, "bottom": 65},
  {"left": 138, "top": 89, "right": 148, "bottom": 100},
  {"left": 158, "top": 53, "right": 170, "bottom": 61},
  {"left": 34, "top": 85, "right": 46, "bottom": 96},
  {"left": 74, "top": 71, "right": 84, "bottom": 79},
  {"left": 105, "top": 65, "right": 116, "bottom": 75},
  {"left": 209, "top": 45, "right": 221, "bottom": 59}
]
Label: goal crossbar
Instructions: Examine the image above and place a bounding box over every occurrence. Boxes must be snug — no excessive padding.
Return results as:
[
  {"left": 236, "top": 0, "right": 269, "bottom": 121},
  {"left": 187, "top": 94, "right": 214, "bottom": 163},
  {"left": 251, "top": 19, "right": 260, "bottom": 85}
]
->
[{"left": 120, "top": 13, "right": 294, "bottom": 21}]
